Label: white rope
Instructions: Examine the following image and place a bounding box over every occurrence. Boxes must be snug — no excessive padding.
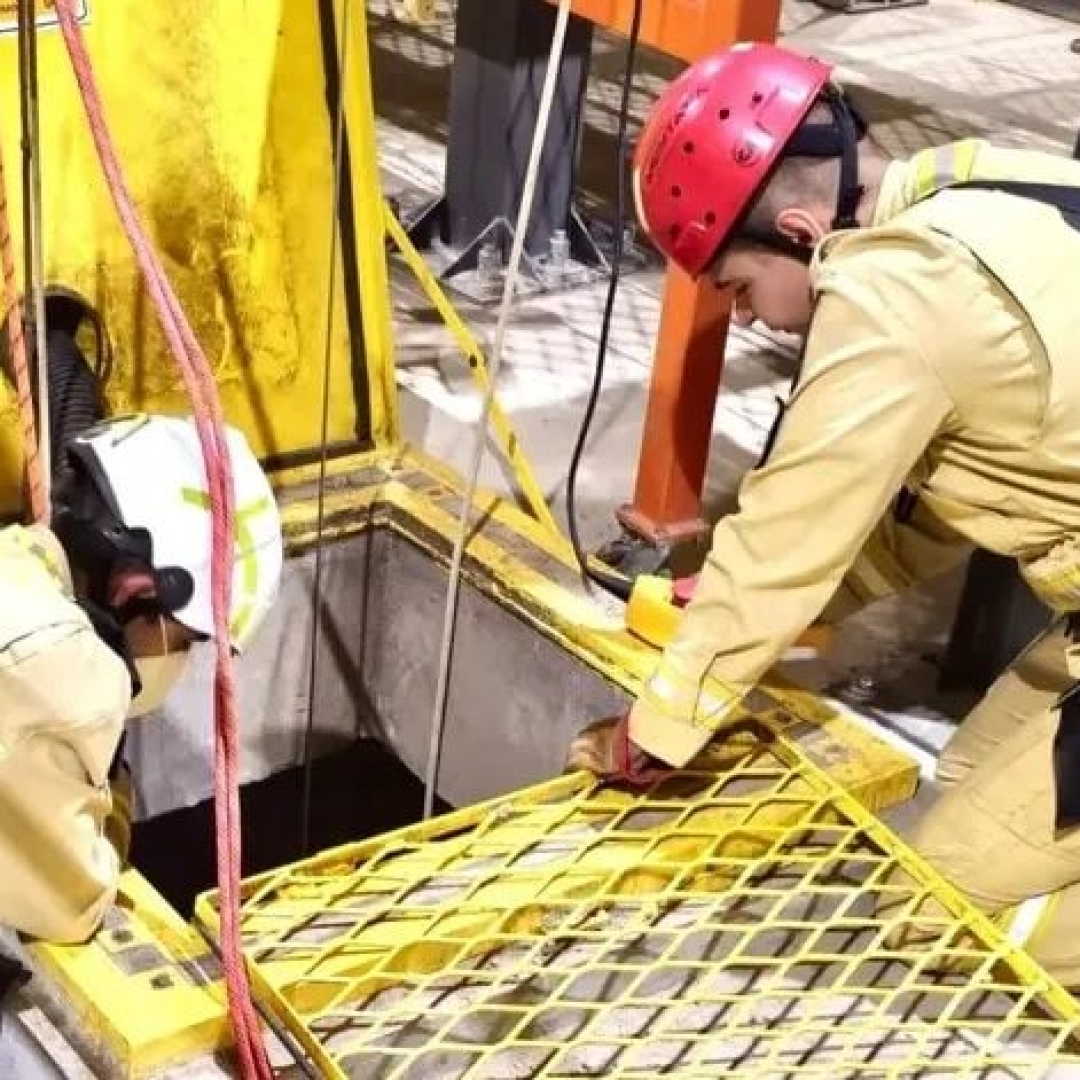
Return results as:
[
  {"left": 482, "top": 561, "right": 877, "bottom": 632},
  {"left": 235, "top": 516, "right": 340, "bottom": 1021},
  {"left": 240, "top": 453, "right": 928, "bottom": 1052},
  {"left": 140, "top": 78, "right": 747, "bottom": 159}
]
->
[{"left": 422, "top": 0, "right": 573, "bottom": 819}]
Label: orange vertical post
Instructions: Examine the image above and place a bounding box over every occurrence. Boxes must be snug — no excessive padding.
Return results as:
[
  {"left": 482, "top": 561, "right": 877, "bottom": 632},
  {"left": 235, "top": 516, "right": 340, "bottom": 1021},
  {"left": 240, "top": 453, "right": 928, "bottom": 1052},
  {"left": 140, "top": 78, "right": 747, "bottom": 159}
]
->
[
  {"left": 553, "top": 0, "right": 781, "bottom": 62},
  {"left": 618, "top": 268, "right": 731, "bottom": 543},
  {"left": 539, "top": 0, "right": 782, "bottom": 544}
]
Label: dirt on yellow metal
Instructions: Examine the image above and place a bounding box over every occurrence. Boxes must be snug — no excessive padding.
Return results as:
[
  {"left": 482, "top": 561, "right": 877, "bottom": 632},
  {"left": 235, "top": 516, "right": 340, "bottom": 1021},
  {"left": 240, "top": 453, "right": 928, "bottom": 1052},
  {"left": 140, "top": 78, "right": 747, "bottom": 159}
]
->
[
  {"left": 195, "top": 715, "right": 1080, "bottom": 1078},
  {"left": 0, "top": 0, "right": 396, "bottom": 514},
  {"left": 27, "top": 870, "right": 231, "bottom": 1078}
]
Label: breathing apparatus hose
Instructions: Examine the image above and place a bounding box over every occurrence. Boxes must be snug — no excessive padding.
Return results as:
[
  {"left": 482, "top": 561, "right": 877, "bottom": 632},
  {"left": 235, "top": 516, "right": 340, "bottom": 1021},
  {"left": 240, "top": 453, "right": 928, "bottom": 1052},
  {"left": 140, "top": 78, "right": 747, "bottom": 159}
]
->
[
  {"left": 564, "top": 0, "right": 645, "bottom": 601},
  {"left": 44, "top": 309, "right": 106, "bottom": 496}
]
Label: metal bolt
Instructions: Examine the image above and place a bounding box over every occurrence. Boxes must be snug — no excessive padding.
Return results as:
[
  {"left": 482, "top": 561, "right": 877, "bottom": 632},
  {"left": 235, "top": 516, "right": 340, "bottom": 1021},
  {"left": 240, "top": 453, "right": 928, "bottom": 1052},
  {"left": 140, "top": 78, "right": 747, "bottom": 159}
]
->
[
  {"left": 549, "top": 228, "right": 570, "bottom": 280},
  {"left": 477, "top": 241, "right": 501, "bottom": 289}
]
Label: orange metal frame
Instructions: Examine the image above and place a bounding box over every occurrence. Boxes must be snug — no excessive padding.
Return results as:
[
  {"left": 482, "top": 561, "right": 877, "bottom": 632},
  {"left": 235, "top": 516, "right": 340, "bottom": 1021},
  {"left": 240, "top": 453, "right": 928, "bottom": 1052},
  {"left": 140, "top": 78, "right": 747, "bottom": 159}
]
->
[
  {"left": 549, "top": 0, "right": 783, "bottom": 544},
  {"left": 556, "top": 0, "right": 781, "bottom": 63},
  {"left": 618, "top": 268, "right": 732, "bottom": 543}
]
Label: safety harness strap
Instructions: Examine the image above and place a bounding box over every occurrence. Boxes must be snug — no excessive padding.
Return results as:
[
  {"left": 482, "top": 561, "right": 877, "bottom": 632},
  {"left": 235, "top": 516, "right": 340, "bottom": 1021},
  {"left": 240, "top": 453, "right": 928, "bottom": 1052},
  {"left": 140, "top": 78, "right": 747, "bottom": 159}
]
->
[
  {"left": 935, "top": 179, "right": 1080, "bottom": 233},
  {"left": 1055, "top": 614, "right": 1080, "bottom": 834}
]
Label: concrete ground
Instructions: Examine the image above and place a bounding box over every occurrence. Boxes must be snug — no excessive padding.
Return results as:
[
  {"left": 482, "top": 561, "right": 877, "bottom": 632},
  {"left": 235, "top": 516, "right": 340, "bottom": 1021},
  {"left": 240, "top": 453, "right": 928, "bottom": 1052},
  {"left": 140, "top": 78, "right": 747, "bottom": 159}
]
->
[{"left": 369, "top": 0, "right": 1080, "bottom": 766}]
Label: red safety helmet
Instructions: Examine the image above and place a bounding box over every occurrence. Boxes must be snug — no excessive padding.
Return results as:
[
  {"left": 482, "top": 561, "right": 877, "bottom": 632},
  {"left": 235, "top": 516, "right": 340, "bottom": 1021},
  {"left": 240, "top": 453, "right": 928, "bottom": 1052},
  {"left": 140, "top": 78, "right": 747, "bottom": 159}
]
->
[{"left": 632, "top": 42, "right": 865, "bottom": 278}]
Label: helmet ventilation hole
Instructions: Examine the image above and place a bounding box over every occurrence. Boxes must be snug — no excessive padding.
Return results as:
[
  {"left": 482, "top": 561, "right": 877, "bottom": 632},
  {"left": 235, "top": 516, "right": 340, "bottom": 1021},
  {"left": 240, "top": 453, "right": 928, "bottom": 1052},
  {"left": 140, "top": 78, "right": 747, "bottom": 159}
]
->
[
  {"left": 751, "top": 92, "right": 764, "bottom": 105},
  {"left": 704, "top": 211, "right": 716, "bottom": 226},
  {"left": 683, "top": 140, "right": 695, "bottom": 153},
  {"left": 718, "top": 107, "right": 730, "bottom": 120},
  {"left": 671, "top": 185, "right": 682, "bottom": 198}
]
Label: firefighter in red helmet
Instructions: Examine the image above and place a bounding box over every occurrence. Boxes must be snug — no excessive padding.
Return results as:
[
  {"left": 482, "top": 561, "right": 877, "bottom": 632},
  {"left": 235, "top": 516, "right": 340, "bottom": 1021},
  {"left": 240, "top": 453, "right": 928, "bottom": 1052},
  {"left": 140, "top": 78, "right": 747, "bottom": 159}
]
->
[
  {"left": 569, "top": 41, "right": 1080, "bottom": 985},
  {"left": 630, "top": 43, "right": 865, "bottom": 280}
]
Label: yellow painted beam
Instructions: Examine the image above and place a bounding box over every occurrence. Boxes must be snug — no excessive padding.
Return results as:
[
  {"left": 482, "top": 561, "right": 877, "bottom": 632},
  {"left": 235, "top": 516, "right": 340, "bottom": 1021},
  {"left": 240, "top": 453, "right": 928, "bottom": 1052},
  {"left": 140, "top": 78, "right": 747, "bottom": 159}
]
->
[
  {"left": 29, "top": 871, "right": 231, "bottom": 1077},
  {"left": 0, "top": 2, "right": 372, "bottom": 515}
]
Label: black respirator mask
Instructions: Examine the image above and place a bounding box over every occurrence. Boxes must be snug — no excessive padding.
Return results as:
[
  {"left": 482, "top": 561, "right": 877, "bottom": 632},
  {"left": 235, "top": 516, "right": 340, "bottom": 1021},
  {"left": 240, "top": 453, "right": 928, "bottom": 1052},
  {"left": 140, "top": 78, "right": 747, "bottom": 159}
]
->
[{"left": 51, "top": 450, "right": 195, "bottom": 674}]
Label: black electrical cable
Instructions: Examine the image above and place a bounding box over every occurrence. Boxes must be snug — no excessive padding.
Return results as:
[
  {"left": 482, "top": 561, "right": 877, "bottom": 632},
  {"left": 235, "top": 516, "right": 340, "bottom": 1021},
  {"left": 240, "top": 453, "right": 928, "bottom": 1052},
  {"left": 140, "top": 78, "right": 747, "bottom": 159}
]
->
[
  {"left": 564, "top": 0, "right": 645, "bottom": 602},
  {"left": 301, "top": 0, "right": 352, "bottom": 858}
]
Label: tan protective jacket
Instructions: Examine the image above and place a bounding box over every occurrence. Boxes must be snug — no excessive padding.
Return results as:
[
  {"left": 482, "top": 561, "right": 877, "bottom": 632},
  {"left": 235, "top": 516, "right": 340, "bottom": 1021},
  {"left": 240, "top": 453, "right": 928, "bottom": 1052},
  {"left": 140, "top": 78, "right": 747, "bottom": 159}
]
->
[
  {"left": 631, "top": 140, "right": 1080, "bottom": 766},
  {"left": 0, "top": 524, "right": 130, "bottom": 942}
]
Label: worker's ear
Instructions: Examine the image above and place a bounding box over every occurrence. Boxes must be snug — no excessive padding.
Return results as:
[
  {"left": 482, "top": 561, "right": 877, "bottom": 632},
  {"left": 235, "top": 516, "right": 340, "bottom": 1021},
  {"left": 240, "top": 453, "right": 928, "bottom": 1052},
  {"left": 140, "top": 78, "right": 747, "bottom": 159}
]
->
[{"left": 774, "top": 207, "right": 827, "bottom": 249}]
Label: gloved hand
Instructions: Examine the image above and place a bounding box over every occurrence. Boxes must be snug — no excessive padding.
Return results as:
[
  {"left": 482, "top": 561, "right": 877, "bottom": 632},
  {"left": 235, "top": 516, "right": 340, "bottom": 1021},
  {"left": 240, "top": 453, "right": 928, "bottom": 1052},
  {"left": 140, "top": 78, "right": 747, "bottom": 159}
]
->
[{"left": 565, "top": 712, "right": 672, "bottom": 787}]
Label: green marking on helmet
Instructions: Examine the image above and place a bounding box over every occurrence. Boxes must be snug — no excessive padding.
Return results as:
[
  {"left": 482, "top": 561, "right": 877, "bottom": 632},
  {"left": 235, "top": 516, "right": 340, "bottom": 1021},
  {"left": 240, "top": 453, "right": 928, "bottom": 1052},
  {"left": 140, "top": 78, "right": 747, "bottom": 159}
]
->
[{"left": 180, "top": 488, "right": 274, "bottom": 641}]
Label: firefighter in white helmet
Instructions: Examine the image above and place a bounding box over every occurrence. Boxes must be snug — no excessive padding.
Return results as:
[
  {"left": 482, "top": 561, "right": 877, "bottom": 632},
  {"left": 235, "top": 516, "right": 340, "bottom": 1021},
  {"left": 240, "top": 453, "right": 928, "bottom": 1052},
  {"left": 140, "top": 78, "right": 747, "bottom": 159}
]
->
[{"left": 0, "top": 413, "right": 282, "bottom": 944}]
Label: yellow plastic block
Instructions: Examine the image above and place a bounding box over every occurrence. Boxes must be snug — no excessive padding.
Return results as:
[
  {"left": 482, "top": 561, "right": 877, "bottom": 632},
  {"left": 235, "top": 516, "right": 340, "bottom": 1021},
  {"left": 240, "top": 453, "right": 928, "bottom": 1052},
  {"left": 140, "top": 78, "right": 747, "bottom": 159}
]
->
[
  {"left": 29, "top": 871, "right": 229, "bottom": 1078},
  {"left": 626, "top": 573, "right": 834, "bottom": 654}
]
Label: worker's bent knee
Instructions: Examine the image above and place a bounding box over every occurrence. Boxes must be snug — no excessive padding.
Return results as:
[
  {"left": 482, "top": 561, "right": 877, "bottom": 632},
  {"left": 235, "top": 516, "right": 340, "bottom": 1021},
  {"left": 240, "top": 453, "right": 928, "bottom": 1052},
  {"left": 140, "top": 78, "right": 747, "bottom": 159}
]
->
[
  {"left": 876, "top": 873, "right": 1080, "bottom": 990},
  {"left": 912, "top": 731, "right": 1080, "bottom": 907},
  {"left": 1022, "top": 882, "right": 1080, "bottom": 989}
]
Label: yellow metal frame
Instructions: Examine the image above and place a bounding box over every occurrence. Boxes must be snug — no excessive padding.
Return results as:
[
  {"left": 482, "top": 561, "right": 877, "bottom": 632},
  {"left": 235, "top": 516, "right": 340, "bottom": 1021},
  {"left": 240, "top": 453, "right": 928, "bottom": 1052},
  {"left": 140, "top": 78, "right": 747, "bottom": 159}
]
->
[
  {"left": 199, "top": 448, "right": 1080, "bottom": 1078},
  {"left": 192, "top": 636, "right": 1080, "bottom": 1076},
  {"left": 273, "top": 445, "right": 874, "bottom": 742},
  {"left": 28, "top": 871, "right": 230, "bottom": 1078}
]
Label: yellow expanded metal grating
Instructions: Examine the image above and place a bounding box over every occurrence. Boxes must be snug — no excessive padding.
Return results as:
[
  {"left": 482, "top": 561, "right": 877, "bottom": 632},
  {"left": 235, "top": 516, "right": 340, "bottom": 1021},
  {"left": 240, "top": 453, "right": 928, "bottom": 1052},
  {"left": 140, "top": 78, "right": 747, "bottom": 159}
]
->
[{"left": 197, "top": 718, "right": 1080, "bottom": 1079}]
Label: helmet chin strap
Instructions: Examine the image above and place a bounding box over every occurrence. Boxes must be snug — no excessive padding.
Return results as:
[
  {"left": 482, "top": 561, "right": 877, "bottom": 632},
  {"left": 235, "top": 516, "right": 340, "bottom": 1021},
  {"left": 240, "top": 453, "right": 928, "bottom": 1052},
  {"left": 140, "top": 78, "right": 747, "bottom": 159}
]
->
[
  {"left": 731, "top": 86, "right": 867, "bottom": 265},
  {"left": 822, "top": 88, "right": 866, "bottom": 229}
]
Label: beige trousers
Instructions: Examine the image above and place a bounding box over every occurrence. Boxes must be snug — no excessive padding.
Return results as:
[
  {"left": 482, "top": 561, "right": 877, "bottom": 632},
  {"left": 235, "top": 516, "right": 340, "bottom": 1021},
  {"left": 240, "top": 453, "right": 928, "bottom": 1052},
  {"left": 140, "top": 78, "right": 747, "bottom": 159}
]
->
[{"left": 889, "top": 618, "right": 1080, "bottom": 986}]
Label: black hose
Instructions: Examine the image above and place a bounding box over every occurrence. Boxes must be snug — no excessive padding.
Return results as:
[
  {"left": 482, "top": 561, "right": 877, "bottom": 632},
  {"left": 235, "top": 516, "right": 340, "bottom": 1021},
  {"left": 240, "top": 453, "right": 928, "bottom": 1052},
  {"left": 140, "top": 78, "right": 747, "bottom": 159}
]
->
[
  {"left": 46, "top": 323, "right": 105, "bottom": 495},
  {"left": 0, "top": 291, "right": 107, "bottom": 505},
  {"left": 564, "top": 0, "right": 645, "bottom": 601}
]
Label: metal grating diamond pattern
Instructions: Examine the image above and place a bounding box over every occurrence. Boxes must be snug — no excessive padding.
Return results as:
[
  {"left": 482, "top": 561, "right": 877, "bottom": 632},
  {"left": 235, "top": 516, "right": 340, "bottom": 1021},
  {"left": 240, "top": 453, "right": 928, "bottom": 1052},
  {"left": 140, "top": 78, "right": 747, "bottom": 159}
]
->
[{"left": 197, "top": 719, "right": 1080, "bottom": 1079}]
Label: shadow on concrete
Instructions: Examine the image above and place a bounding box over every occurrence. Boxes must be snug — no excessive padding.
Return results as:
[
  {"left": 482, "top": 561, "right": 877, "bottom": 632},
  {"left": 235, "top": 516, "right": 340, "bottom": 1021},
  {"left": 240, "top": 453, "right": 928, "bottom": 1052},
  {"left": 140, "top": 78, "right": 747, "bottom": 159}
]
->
[{"left": 996, "top": 0, "right": 1080, "bottom": 23}]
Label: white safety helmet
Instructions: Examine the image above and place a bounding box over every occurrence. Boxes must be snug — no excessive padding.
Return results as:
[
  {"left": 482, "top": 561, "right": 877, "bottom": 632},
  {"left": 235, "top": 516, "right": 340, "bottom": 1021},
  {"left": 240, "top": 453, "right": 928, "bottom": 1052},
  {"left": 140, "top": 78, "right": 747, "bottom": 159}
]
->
[{"left": 62, "top": 413, "right": 283, "bottom": 651}]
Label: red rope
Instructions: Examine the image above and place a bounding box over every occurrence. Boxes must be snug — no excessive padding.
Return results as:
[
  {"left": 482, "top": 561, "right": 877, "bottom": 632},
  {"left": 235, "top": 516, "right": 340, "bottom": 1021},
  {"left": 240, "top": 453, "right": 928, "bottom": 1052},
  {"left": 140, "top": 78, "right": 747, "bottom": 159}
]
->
[
  {"left": 52, "top": 4, "right": 272, "bottom": 1076},
  {"left": 0, "top": 120, "right": 46, "bottom": 525}
]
